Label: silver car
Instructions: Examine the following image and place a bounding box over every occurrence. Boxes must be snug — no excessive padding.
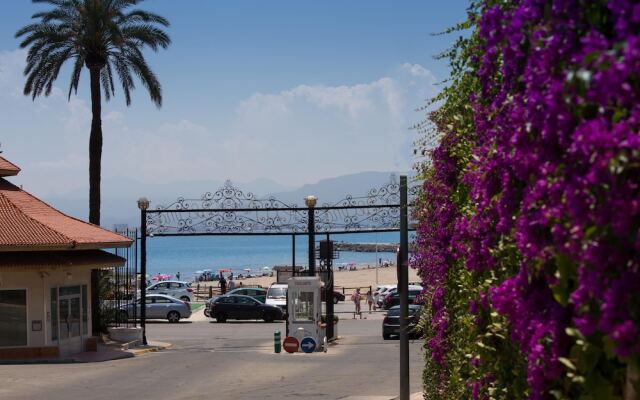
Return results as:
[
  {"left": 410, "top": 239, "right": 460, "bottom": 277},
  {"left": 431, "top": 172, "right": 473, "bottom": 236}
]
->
[
  {"left": 145, "top": 280, "right": 193, "bottom": 302},
  {"left": 119, "top": 294, "right": 191, "bottom": 323}
]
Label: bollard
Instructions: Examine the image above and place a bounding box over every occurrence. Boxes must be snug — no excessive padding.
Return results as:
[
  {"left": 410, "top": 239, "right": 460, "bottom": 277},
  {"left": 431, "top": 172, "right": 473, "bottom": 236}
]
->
[{"left": 274, "top": 330, "right": 281, "bottom": 353}]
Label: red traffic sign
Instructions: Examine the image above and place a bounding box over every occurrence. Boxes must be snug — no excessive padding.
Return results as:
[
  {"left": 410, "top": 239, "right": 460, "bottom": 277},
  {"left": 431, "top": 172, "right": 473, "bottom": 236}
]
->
[{"left": 283, "top": 336, "right": 299, "bottom": 353}]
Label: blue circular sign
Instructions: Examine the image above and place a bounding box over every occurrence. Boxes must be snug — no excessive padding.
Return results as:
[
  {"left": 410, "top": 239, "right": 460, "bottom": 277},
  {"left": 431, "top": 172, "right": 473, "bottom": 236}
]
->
[{"left": 300, "top": 337, "right": 317, "bottom": 353}]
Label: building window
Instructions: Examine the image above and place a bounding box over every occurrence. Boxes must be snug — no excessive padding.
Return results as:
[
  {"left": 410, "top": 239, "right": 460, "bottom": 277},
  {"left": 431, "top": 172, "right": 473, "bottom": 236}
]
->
[
  {"left": 51, "top": 288, "right": 58, "bottom": 342},
  {"left": 0, "top": 289, "right": 27, "bottom": 347}
]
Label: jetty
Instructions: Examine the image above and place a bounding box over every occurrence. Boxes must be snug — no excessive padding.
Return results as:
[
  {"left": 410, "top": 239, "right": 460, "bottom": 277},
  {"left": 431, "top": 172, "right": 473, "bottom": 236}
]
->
[{"left": 334, "top": 242, "right": 398, "bottom": 252}]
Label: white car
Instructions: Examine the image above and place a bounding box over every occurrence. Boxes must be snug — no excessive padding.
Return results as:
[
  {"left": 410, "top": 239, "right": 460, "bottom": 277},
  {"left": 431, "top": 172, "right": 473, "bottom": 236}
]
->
[
  {"left": 375, "top": 285, "right": 396, "bottom": 307},
  {"left": 265, "top": 283, "right": 287, "bottom": 312},
  {"left": 374, "top": 284, "right": 395, "bottom": 300},
  {"left": 145, "top": 280, "right": 193, "bottom": 302}
]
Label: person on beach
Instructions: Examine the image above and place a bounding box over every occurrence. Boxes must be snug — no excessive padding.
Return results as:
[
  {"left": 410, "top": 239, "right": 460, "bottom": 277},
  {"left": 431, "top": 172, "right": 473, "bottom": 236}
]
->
[
  {"left": 351, "top": 288, "right": 362, "bottom": 314},
  {"left": 219, "top": 276, "right": 227, "bottom": 295},
  {"left": 366, "top": 289, "right": 374, "bottom": 313},
  {"left": 176, "top": 272, "right": 181, "bottom": 280},
  {"left": 228, "top": 277, "right": 236, "bottom": 290}
]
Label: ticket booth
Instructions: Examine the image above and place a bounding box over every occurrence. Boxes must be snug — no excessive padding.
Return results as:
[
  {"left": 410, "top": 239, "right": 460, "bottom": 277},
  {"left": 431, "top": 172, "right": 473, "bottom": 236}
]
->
[{"left": 287, "top": 276, "right": 322, "bottom": 350}]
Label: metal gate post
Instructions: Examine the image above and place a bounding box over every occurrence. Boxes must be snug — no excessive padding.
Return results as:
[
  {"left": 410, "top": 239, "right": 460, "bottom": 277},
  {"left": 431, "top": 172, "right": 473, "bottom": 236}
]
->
[
  {"left": 398, "top": 176, "right": 409, "bottom": 400},
  {"left": 137, "top": 198, "right": 149, "bottom": 346},
  {"left": 305, "top": 196, "right": 317, "bottom": 276}
]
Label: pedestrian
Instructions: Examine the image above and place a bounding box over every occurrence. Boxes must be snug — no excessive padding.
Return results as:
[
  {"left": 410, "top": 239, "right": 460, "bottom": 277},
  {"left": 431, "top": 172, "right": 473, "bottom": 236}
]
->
[
  {"left": 228, "top": 278, "right": 236, "bottom": 290},
  {"left": 366, "top": 289, "right": 374, "bottom": 313},
  {"left": 219, "top": 276, "right": 227, "bottom": 295},
  {"left": 176, "top": 271, "right": 181, "bottom": 281},
  {"left": 351, "top": 288, "right": 362, "bottom": 314}
]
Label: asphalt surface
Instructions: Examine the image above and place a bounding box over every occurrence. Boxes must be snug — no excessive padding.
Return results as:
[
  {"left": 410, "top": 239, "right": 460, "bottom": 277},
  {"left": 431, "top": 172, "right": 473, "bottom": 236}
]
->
[{"left": 0, "top": 305, "right": 424, "bottom": 400}]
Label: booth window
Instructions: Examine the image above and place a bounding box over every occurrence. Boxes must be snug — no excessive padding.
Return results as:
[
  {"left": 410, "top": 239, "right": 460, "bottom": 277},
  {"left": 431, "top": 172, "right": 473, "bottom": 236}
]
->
[
  {"left": 0, "top": 289, "right": 27, "bottom": 347},
  {"left": 50, "top": 288, "right": 58, "bottom": 341},
  {"left": 294, "top": 292, "right": 315, "bottom": 321}
]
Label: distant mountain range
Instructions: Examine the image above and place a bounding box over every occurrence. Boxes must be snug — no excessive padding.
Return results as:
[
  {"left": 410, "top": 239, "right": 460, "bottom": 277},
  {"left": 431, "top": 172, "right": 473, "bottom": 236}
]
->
[{"left": 44, "top": 171, "right": 417, "bottom": 228}]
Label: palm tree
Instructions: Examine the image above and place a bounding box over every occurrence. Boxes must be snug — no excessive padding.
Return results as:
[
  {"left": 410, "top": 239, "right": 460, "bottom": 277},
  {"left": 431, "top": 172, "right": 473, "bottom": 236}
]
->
[
  {"left": 17, "top": 0, "right": 170, "bottom": 336},
  {"left": 16, "top": 0, "right": 170, "bottom": 225}
]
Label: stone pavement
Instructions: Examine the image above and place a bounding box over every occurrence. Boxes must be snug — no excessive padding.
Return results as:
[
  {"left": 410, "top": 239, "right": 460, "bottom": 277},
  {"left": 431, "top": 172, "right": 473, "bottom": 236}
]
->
[
  {"left": 340, "top": 392, "right": 423, "bottom": 400},
  {"left": 0, "top": 341, "right": 170, "bottom": 364}
]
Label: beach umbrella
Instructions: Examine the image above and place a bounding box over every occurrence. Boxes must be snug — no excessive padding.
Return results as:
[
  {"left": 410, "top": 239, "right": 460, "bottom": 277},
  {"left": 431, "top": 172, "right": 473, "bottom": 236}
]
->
[
  {"left": 262, "top": 266, "right": 271, "bottom": 271},
  {"left": 244, "top": 268, "right": 252, "bottom": 272},
  {"left": 218, "top": 268, "right": 232, "bottom": 273}
]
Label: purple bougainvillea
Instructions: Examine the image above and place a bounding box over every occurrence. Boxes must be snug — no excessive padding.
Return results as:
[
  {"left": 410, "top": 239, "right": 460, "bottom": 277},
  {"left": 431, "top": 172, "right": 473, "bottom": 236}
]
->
[{"left": 415, "top": 0, "right": 640, "bottom": 398}]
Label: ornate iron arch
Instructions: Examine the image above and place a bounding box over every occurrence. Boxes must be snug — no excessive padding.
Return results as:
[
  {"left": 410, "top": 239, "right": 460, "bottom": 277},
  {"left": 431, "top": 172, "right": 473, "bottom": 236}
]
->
[{"left": 145, "top": 176, "right": 419, "bottom": 236}]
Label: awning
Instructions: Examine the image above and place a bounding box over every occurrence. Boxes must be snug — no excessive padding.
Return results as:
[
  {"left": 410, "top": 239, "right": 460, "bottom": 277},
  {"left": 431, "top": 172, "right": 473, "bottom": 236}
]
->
[{"left": 0, "top": 250, "right": 127, "bottom": 271}]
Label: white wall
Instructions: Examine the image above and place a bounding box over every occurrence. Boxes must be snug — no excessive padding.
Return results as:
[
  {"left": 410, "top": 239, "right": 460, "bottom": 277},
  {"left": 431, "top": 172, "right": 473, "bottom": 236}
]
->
[{"left": 0, "top": 268, "right": 92, "bottom": 348}]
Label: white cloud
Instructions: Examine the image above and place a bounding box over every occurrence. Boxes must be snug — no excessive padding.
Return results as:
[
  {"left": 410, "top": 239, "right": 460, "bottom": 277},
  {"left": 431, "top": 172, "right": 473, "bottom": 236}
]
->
[
  {"left": 401, "top": 62, "right": 436, "bottom": 80},
  {"left": 1, "top": 52, "right": 438, "bottom": 201}
]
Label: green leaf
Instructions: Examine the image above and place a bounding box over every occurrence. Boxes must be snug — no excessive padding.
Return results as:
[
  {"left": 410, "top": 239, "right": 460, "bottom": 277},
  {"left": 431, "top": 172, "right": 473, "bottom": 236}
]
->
[
  {"left": 559, "top": 357, "right": 577, "bottom": 371},
  {"left": 584, "top": 371, "right": 616, "bottom": 400}
]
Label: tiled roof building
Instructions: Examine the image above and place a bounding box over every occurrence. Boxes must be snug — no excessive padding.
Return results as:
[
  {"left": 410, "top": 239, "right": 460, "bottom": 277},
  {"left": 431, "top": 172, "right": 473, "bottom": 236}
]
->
[{"left": 0, "top": 155, "right": 132, "bottom": 359}]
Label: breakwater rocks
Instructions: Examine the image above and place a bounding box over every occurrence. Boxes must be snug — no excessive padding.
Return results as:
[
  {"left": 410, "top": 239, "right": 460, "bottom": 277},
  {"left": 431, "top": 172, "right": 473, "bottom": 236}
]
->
[{"left": 334, "top": 242, "right": 398, "bottom": 252}]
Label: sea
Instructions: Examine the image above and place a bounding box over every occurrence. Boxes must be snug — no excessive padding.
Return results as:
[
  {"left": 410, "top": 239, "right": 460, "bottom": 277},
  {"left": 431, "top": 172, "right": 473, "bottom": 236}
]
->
[{"left": 144, "top": 231, "right": 407, "bottom": 281}]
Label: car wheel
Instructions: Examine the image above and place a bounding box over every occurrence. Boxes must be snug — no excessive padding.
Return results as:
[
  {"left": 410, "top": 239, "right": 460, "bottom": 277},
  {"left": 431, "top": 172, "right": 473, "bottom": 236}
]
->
[
  {"left": 333, "top": 296, "right": 339, "bottom": 304},
  {"left": 119, "top": 310, "right": 129, "bottom": 322},
  {"left": 383, "top": 333, "right": 391, "bottom": 340},
  {"left": 216, "top": 313, "right": 227, "bottom": 323},
  {"left": 263, "top": 313, "right": 275, "bottom": 323},
  {"left": 167, "top": 311, "right": 181, "bottom": 323},
  {"left": 180, "top": 296, "right": 190, "bottom": 302}
]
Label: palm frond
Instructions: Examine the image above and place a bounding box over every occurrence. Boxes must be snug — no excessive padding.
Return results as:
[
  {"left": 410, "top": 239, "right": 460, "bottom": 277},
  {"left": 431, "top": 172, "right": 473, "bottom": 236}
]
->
[{"left": 17, "top": 0, "right": 169, "bottom": 106}]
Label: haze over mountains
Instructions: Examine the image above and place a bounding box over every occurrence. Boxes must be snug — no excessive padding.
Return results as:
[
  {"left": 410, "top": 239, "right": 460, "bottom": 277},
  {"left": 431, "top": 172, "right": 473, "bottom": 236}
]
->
[{"left": 45, "top": 171, "right": 415, "bottom": 229}]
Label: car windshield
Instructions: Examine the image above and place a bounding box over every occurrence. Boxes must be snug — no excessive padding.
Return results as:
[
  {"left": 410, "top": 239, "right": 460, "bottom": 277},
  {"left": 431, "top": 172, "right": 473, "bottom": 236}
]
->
[{"left": 267, "top": 287, "right": 287, "bottom": 298}]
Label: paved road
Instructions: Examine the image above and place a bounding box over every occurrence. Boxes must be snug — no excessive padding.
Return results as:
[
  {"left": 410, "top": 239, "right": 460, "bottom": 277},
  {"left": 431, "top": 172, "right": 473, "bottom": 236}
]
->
[{"left": 0, "top": 308, "right": 424, "bottom": 400}]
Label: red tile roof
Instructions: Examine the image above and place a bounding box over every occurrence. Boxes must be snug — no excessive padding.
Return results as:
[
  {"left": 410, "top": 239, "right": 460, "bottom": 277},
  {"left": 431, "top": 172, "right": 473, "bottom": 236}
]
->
[
  {"left": 0, "top": 157, "right": 20, "bottom": 177},
  {"left": 0, "top": 178, "right": 132, "bottom": 251},
  {"left": 0, "top": 250, "right": 126, "bottom": 270}
]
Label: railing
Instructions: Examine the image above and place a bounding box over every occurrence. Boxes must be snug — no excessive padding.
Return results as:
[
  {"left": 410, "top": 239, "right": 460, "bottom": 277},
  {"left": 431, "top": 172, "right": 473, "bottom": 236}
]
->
[{"left": 190, "top": 283, "right": 265, "bottom": 301}]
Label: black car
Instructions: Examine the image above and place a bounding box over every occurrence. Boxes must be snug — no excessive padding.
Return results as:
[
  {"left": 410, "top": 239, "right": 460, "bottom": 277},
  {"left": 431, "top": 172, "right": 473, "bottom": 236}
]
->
[
  {"left": 208, "top": 294, "right": 284, "bottom": 323},
  {"left": 382, "top": 304, "right": 422, "bottom": 340},
  {"left": 382, "top": 289, "right": 422, "bottom": 309},
  {"left": 321, "top": 288, "right": 346, "bottom": 304}
]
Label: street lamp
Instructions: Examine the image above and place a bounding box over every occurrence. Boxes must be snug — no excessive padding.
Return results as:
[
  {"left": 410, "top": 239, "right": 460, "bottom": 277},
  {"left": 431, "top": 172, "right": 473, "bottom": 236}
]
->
[
  {"left": 304, "top": 196, "right": 317, "bottom": 276},
  {"left": 137, "top": 197, "right": 149, "bottom": 345}
]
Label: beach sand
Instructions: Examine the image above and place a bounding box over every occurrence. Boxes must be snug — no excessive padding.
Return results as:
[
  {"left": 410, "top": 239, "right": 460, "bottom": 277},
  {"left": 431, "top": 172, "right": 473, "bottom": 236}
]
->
[{"left": 193, "top": 265, "right": 421, "bottom": 291}]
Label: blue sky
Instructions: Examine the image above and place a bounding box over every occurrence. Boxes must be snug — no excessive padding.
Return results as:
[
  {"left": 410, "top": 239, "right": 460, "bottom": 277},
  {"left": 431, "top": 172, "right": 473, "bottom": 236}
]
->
[{"left": 0, "top": 1, "right": 468, "bottom": 214}]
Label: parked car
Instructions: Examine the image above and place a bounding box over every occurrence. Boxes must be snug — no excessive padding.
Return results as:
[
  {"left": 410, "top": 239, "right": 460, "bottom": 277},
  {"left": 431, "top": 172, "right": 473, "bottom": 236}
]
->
[
  {"left": 208, "top": 295, "right": 284, "bottom": 323},
  {"left": 374, "top": 285, "right": 396, "bottom": 306},
  {"left": 226, "top": 287, "right": 267, "bottom": 303},
  {"left": 382, "top": 287, "right": 423, "bottom": 310},
  {"left": 321, "top": 288, "right": 346, "bottom": 304},
  {"left": 119, "top": 294, "right": 191, "bottom": 323},
  {"left": 145, "top": 280, "right": 193, "bottom": 302},
  {"left": 382, "top": 304, "right": 423, "bottom": 340},
  {"left": 265, "top": 283, "right": 288, "bottom": 312}
]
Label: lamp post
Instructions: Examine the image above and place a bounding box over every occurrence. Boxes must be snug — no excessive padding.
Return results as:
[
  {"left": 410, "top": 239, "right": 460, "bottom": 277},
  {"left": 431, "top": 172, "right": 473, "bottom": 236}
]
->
[
  {"left": 137, "top": 197, "right": 149, "bottom": 346},
  {"left": 305, "top": 195, "right": 317, "bottom": 276}
]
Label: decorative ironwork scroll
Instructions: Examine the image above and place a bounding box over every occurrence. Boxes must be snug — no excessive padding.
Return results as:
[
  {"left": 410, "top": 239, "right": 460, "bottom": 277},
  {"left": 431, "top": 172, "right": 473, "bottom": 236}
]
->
[{"left": 146, "top": 176, "right": 419, "bottom": 236}]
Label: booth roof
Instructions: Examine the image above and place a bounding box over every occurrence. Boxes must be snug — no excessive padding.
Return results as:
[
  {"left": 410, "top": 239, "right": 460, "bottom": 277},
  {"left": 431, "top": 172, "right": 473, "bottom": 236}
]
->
[
  {"left": 0, "top": 158, "right": 131, "bottom": 251},
  {"left": 0, "top": 157, "right": 20, "bottom": 177}
]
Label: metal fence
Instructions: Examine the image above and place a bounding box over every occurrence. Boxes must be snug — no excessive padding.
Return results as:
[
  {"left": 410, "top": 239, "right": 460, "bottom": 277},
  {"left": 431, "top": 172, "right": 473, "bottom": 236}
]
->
[{"left": 104, "top": 227, "right": 139, "bottom": 328}]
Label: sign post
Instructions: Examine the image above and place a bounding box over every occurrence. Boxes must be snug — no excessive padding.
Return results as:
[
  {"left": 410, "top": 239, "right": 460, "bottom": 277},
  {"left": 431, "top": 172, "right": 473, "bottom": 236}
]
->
[
  {"left": 300, "top": 337, "right": 317, "bottom": 353},
  {"left": 283, "top": 336, "right": 299, "bottom": 353}
]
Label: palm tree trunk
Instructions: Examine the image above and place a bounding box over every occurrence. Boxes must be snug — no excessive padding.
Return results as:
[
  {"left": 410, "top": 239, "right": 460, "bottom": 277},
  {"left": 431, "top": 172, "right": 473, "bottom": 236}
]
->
[
  {"left": 89, "top": 65, "right": 103, "bottom": 336},
  {"left": 89, "top": 66, "right": 102, "bottom": 226}
]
